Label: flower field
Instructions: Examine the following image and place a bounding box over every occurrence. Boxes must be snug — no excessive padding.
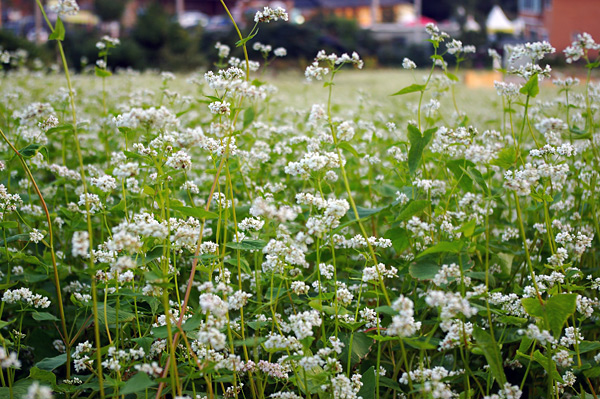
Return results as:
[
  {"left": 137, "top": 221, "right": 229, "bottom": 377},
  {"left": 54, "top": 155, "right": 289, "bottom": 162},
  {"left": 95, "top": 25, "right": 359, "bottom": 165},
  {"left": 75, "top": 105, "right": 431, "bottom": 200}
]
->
[{"left": 1, "top": 3, "right": 600, "bottom": 399}]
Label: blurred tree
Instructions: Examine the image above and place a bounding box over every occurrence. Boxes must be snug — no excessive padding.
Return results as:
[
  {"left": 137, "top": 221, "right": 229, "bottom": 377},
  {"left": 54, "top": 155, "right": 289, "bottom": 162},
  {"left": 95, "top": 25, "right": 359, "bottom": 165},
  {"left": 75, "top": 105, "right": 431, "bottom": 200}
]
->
[
  {"left": 132, "top": 2, "right": 170, "bottom": 49},
  {"left": 94, "top": 0, "right": 127, "bottom": 22}
]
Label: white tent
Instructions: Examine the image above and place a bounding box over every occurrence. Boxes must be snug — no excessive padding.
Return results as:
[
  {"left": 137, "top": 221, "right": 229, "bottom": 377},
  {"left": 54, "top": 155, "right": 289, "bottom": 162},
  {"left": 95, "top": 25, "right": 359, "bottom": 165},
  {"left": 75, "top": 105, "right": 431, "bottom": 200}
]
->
[{"left": 486, "top": 5, "right": 515, "bottom": 34}]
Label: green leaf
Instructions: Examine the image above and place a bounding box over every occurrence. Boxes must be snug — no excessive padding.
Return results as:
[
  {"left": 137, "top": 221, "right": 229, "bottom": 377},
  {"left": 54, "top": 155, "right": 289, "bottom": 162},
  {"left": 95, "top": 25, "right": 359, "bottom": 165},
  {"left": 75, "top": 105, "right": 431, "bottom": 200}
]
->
[
  {"left": 473, "top": 327, "right": 507, "bottom": 385},
  {"left": 235, "top": 29, "right": 259, "bottom": 47},
  {"left": 416, "top": 241, "right": 463, "bottom": 259},
  {"left": 338, "top": 142, "right": 361, "bottom": 158},
  {"left": 243, "top": 107, "right": 255, "bottom": 129},
  {"left": 0, "top": 233, "right": 30, "bottom": 246},
  {"left": 340, "top": 332, "right": 373, "bottom": 369},
  {"left": 446, "top": 159, "right": 475, "bottom": 192},
  {"left": 384, "top": 227, "right": 409, "bottom": 253},
  {"left": 446, "top": 72, "right": 459, "bottom": 82},
  {"left": 32, "top": 312, "right": 60, "bottom": 322},
  {"left": 532, "top": 350, "right": 563, "bottom": 382},
  {"left": 29, "top": 366, "right": 57, "bottom": 388},
  {"left": 0, "top": 380, "right": 35, "bottom": 397},
  {"left": 468, "top": 166, "right": 490, "bottom": 195},
  {"left": 520, "top": 73, "right": 539, "bottom": 97},
  {"left": 226, "top": 240, "right": 267, "bottom": 251},
  {"left": 391, "top": 83, "right": 426, "bottom": 96},
  {"left": 546, "top": 294, "right": 577, "bottom": 338},
  {"left": 357, "top": 366, "right": 376, "bottom": 399},
  {"left": 491, "top": 147, "right": 517, "bottom": 169},
  {"left": 97, "top": 304, "right": 136, "bottom": 327},
  {"left": 395, "top": 200, "right": 430, "bottom": 222},
  {"left": 522, "top": 294, "right": 577, "bottom": 338},
  {"left": 171, "top": 206, "right": 218, "bottom": 220},
  {"left": 19, "top": 143, "right": 44, "bottom": 159},
  {"left": 492, "top": 253, "right": 513, "bottom": 280},
  {"left": 36, "top": 353, "right": 68, "bottom": 371},
  {"left": 408, "top": 260, "right": 439, "bottom": 280},
  {"left": 350, "top": 205, "right": 386, "bottom": 220},
  {"left": 120, "top": 372, "right": 156, "bottom": 395},
  {"left": 457, "top": 219, "right": 477, "bottom": 237},
  {"left": 403, "top": 336, "right": 438, "bottom": 350},
  {"left": 95, "top": 66, "right": 112, "bottom": 77},
  {"left": 407, "top": 125, "right": 436, "bottom": 175},
  {"left": 46, "top": 124, "right": 73, "bottom": 136},
  {"left": 584, "top": 367, "right": 600, "bottom": 379},
  {"left": 49, "top": 18, "right": 65, "bottom": 41}
]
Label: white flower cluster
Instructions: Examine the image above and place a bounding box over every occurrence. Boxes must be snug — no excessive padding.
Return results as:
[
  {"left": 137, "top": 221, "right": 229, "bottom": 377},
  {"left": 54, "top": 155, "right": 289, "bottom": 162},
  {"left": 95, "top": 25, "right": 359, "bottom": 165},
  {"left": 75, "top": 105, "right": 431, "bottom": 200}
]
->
[
  {"left": 165, "top": 150, "right": 192, "bottom": 170},
  {"left": 402, "top": 57, "right": 417, "bottom": 70},
  {"left": 305, "top": 50, "right": 363, "bottom": 81},
  {"left": 0, "top": 347, "right": 21, "bottom": 369},
  {"left": 564, "top": 33, "right": 600, "bottom": 63},
  {"left": 387, "top": 295, "right": 421, "bottom": 337},
  {"left": 215, "top": 41, "right": 230, "bottom": 58},
  {"left": 114, "top": 106, "right": 178, "bottom": 130},
  {"left": 285, "top": 151, "right": 344, "bottom": 176},
  {"left": 296, "top": 192, "right": 349, "bottom": 236},
  {"left": 208, "top": 101, "right": 231, "bottom": 116},
  {"left": 446, "top": 39, "right": 476, "bottom": 55},
  {"left": 285, "top": 310, "right": 322, "bottom": 339},
  {"left": 362, "top": 262, "right": 398, "bottom": 283},
  {"left": 2, "top": 287, "right": 51, "bottom": 308},
  {"left": 254, "top": 7, "right": 288, "bottom": 23},
  {"left": 49, "top": 0, "right": 79, "bottom": 15},
  {"left": 400, "top": 366, "right": 462, "bottom": 398}
]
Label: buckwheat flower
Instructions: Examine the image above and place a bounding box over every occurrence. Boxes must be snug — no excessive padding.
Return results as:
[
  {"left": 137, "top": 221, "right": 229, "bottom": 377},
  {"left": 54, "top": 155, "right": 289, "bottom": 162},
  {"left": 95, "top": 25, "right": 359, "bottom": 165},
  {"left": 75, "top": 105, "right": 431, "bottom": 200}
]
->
[
  {"left": 388, "top": 295, "right": 421, "bottom": 337},
  {"left": 564, "top": 32, "right": 600, "bottom": 63},
  {"left": 519, "top": 324, "right": 555, "bottom": 345},
  {"left": 0, "top": 347, "right": 21, "bottom": 369},
  {"left": 446, "top": 39, "right": 464, "bottom": 55},
  {"left": 254, "top": 6, "right": 288, "bottom": 23},
  {"left": 253, "top": 42, "right": 272, "bottom": 53},
  {"left": 402, "top": 57, "right": 417, "bottom": 69},
  {"left": 215, "top": 41, "right": 230, "bottom": 58},
  {"left": 50, "top": 0, "right": 79, "bottom": 15},
  {"left": 38, "top": 115, "right": 59, "bottom": 132},
  {"left": 425, "top": 22, "right": 449, "bottom": 43},
  {"left": 553, "top": 349, "right": 573, "bottom": 368},
  {"left": 291, "top": 281, "right": 309, "bottom": 295},
  {"left": 0, "top": 51, "right": 9, "bottom": 64},
  {"left": 91, "top": 175, "right": 117, "bottom": 193},
  {"left": 305, "top": 61, "right": 329, "bottom": 81},
  {"left": 337, "top": 121, "right": 355, "bottom": 141},
  {"left": 208, "top": 101, "right": 231, "bottom": 116},
  {"left": 29, "top": 228, "right": 44, "bottom": 244},
  {"left": 134, "top": 362, "right": 163, "bottom": 377},
  {"left": 288, "top": 310, "right": 321, "bottom": 339},
  {"left": 24, "top": 381, "right": 53, "bottom": 399},
  {"left": 2, "top": 287, "right": 51, "bottom": 308},
  {"left": 165, "top": 150, "right": 192, "bottom": 170},
  {"left": 274, "top": 47, "right": 287, "bottom": 57},
  {"left": 560, "top": 326, "right": 583, "bottom": 347},
  {"left": 494, "top": 81, "right": 520, "bottom": 100},
  {"left": 72, "top": 231, "right": 89, "bottom": 258}
]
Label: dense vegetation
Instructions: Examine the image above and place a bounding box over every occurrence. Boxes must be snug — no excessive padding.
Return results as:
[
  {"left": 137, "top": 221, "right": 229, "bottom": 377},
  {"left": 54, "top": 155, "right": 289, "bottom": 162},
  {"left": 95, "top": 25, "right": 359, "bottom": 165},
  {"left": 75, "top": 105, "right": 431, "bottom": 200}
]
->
[{"left": 1, "top": 2, "right": 600, "bottom": 399}]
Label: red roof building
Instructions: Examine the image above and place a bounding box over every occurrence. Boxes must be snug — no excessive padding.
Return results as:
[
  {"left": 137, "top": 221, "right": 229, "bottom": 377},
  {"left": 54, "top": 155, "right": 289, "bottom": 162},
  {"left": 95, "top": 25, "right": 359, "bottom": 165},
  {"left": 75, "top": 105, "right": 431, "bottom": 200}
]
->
[{"left": 519, "top": 0, "right": 600, "bottom": 52}]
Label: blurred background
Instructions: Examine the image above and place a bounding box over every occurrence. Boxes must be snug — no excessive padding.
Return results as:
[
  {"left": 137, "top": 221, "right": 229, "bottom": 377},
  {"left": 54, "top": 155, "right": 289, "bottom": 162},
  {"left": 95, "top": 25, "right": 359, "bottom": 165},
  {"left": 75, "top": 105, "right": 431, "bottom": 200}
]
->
[{"left": 0, "top": 0, "right": 598, "bottom": 72}]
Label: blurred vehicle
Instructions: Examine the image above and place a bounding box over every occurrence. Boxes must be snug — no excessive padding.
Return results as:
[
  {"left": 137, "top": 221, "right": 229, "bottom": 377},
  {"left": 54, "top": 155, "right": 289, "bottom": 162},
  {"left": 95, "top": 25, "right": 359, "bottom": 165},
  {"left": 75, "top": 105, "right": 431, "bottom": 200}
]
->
[
  {"left": 204, "top": 15, "right": 232, "bottom": 32},
  {"left": 178, "top": 11, "right": 209, "bottom": 29}
]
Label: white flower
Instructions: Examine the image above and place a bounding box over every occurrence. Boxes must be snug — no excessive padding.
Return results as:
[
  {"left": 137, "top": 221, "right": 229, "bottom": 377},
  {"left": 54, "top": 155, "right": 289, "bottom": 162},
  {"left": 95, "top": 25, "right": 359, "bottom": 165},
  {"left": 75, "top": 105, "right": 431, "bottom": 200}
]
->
[
  {"left": 254, "top": 7, "right": 288, "bottom": 23},
  {"left": 49, "top": 0, "right": 79, "bottom": 15}
]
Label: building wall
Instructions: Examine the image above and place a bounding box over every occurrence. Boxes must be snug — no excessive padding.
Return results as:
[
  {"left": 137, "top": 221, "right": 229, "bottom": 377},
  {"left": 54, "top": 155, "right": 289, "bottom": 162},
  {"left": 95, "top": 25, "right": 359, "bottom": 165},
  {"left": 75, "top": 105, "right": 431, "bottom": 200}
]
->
[{"left": 545, "top": 0, "right": 600, "bottom": 52}]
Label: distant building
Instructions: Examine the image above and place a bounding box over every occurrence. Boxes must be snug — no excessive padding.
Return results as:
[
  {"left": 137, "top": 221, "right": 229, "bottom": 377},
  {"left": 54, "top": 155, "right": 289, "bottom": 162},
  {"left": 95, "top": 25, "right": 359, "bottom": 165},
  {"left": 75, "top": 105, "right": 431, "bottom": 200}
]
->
[
  {"left": 518, "top": 0, "right": 600, "bottom": 51},
  {"left": 293, "top": 0, "right": 409, "bottom": 27}
]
